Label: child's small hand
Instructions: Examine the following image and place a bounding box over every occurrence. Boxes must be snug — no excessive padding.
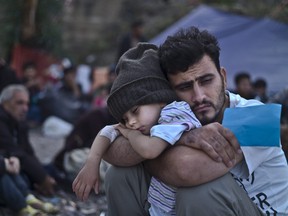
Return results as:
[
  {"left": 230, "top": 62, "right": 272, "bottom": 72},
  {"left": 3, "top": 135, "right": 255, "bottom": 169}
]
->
[
  {"left": 72, "top": 161, "right": 101, "bottom": 201},
  {"left": 116, "top": 124, "right": 133, "bottom": 138}
]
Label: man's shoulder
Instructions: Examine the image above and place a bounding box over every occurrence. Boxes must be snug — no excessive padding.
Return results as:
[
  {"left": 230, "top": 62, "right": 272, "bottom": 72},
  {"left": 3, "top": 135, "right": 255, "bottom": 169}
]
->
[
  {"left": 0, "top": 106, "right": 18, "bottom": 130},
  {"left": 228, "top": 92, "right": 263, "bottom": 108}
]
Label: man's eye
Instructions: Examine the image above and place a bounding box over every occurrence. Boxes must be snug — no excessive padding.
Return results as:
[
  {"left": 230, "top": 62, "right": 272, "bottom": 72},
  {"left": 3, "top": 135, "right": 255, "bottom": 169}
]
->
[{"left": 201, "top": 78, "right": 212, "bottom": 85}]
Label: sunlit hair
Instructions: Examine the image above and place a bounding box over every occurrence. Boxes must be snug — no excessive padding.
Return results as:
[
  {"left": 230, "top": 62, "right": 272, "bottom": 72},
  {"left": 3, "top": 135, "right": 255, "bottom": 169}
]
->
[{"left": 0, "top": 84, "right": 28, "bottom": 104}]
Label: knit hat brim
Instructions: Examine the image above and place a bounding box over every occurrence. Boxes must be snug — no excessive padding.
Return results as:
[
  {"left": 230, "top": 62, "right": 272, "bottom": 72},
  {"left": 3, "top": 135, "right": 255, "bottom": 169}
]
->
[
  {"left": 107, "top": 43, "right": 178, "bottom": 122},
  {"left": 108, "top": 76, "right": 177, "bottom": 122}
]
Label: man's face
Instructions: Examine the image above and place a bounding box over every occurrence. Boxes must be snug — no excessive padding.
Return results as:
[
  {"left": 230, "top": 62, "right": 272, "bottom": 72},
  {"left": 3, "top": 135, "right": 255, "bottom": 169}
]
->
[
  {"left": 23, "top": 67, "right": 37, "bottom": 80},
  {"left": 237, "top": 78, "right": 253, "bottom": 98},
  {"left": 168, "top": 55, "right": 228, "bottom": 125},
  {"left": 3, "top": 91, "right": 29, "bottom": 121}
]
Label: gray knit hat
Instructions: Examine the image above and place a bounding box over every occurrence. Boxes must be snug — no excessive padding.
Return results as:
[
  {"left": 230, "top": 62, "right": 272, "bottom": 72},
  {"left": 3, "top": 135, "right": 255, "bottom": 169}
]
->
[{"left": 107, "top": 43, "right": 178, "bottom": 123}]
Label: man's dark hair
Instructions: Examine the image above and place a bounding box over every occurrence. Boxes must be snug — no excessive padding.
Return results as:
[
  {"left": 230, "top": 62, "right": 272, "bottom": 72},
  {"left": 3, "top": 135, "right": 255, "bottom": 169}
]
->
[
  {"left": 253, "top": 78, "right": 267, "bottom": 89},
  {"left": 234, "top": 72, "right": 251, "bottom": 86},
  {"left": 159, "top": 27, "right": 221, "bottom": 77}
]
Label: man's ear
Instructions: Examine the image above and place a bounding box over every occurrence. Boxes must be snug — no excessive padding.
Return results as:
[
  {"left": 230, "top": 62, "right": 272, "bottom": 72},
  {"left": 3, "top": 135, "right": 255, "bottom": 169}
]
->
[{"left": 220, "top": 67, "right": 227, "bottom": 88}]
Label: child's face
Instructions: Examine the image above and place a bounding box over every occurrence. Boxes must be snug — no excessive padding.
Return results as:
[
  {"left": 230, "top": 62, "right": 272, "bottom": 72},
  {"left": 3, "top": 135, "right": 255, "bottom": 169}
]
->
[{"left": 122, "top": 103, "right": 165, "bottom": 135}]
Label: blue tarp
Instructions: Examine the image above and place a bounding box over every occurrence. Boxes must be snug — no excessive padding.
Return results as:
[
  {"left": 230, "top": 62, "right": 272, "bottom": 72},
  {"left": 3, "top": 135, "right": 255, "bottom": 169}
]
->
[{"left": 150, "top": 5, "right": 288, "bottom": 93}]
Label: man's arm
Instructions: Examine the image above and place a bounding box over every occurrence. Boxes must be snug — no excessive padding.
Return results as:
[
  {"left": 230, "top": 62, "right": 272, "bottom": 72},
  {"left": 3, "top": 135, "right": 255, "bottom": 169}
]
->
[
  {"left": 117, "top": 126, "right": 168, "bottom": 159},
  {"left": 145, "top": 123, "right": 243, "bottom": 187},
  {"left": 177, "top": 122, "right": 242, "bottom": 167},
  {"left": 103, "top": 122, "right": 241, "bottom": 167},
  {"left": 145, "top": 145, "right": 243, "bottom": 187},
  {"left": 103, "top": 135, "right": 145, "bottom": 166}
]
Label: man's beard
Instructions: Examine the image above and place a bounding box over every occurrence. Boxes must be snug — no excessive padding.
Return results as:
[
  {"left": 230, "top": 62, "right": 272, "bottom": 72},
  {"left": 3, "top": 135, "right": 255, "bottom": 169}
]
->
[{"left": 193, "top": 83, "right": 226, "bottom": 125}]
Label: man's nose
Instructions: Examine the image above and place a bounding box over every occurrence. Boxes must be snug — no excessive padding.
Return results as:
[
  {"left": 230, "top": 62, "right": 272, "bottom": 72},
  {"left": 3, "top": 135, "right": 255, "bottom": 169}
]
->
[
  {"left": 23, "top": 104, "right": 29, "bottom": 113},
  {"left": 192, "top": 85, "right": 205, "bottom": 103}
]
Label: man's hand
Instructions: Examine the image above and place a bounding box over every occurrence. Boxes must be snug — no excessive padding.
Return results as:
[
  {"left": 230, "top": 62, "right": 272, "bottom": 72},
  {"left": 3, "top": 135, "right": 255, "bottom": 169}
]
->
[
  {"left": 5, "top": 156, "right": 20, "bottom": 174},
  {"left": 181, "top": 122, "right": 242, "bottom": 167}
]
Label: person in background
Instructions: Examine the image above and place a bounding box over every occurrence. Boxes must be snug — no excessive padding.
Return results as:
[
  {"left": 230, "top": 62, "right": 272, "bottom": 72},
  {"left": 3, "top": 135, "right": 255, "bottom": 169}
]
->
[
  {"left": 0, "top": 155, "right": 58, "bottom": 215},
  {"left": 44, "top": 58, "right": 72, "bottom": 86},
  {"left": 0, "top": 84, "right": 57, "bottom": 196},
  {"left": 233, "top": 71, "right": 255, "bottom": 99},
  {"left": 20, "top": 61, "right": 43, "bottom": 127},
  {"left": 21, "top": 61, "right": 42, "bottom": 96},
  {"left": 269, "top": 87, "right": 288, "bottom": 159},
  {"left": 0, "top": 58, "right": 20, "bottom": 93},
  {"left": 57, "top": 66, "right": 83, "bottom": 99},
  {"left": 39, "top": 66, "right": 87, "bottom": 124},
  {"left": 115, "top": 19, "right": 147, "bottom": 63},
  {"left": 253, "top": 78, "right": 269, "bottom": 103},
  {"left": 88, "top": 65, "right": 115, "bottom": 109}
]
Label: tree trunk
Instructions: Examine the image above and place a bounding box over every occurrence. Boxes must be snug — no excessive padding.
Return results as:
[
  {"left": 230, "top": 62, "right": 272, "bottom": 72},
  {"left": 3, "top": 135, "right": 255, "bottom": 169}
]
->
[{"left": 21, "top": 0, "right": 38, "bottom": 40}]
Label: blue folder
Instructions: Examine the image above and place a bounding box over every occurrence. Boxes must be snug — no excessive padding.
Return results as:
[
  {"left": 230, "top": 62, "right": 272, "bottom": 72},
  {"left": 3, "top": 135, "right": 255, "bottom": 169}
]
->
[{"left": 222, "top": 104, "right": 281, "bottom": 147}]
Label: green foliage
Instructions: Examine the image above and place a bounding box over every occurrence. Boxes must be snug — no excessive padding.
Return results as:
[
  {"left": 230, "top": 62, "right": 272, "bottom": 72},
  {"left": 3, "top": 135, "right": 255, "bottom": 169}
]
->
[
  {"left": 0, "top": 0, "right": 64, "bottom": 60},
  {"left": 0, "top": 0, "right": 22, "bottom": 59},
  {"left": 34, "top": 0, "right": 63, "bottom": 53}
]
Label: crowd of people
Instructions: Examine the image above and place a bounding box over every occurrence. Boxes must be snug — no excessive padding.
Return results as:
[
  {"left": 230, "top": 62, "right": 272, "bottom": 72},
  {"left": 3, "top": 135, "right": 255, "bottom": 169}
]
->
[
  {"left": 232, "top": 71, "right": 269, "bottom": 103},
  {"left": 0, "top": 25, "right": 288, "bottom": 216},
  {"left": 0, "top": 19, "right": 145, "bottom": 215}
]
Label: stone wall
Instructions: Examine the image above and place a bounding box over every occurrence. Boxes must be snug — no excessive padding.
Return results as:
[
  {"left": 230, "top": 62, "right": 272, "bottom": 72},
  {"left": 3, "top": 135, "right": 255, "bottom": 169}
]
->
[{"left": 60, "top": 0, "right": 195, "bottom": 65}]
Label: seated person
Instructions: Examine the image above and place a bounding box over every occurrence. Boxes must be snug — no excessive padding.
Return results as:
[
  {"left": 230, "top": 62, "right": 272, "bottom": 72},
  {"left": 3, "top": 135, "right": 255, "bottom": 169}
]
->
[
  {"left": 0, "top": 155, "right": 58, "bottom": 215},
  {"left": 20, "top": 61, "right": 44, "bottom": 127},
  {"left": 0, "top": 84, "right": 56, "bottom": 196},
  {"left": 39, "top": 66, "right": 89, "bottom": 124}
]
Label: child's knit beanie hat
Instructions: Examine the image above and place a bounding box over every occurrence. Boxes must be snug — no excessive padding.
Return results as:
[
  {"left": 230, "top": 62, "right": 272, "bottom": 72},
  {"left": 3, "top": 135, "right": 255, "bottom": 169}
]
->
[{"left": 107, "top": 43, "right": 178, "bottom": 122}]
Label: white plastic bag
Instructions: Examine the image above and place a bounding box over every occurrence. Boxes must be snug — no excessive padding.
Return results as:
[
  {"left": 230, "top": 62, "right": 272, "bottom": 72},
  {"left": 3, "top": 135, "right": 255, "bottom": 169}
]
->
[{"left": 42, "top": 116, "right": 73, "bottom": 138}]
